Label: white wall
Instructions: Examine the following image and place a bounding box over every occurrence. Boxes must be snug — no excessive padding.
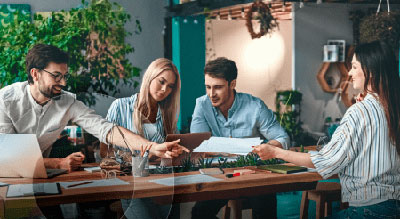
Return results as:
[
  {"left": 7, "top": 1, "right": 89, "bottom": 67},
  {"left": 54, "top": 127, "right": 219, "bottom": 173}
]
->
[
  {"left": 293, "top": 2, "right": 396, "bottom": 132},
  {"left": 206, "top": 20, "right": 293, "bottom": 111},
  {"left": 1, "top": 0, "right": 166, "bottom": 98},
  {"left": 294, "top": 3, "right": 353, "bottom": 132}
]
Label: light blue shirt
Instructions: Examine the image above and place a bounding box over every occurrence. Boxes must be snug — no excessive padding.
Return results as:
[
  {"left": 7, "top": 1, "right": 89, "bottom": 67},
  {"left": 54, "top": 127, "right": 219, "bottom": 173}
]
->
[
  {"left": 106, "top": 93, "right": 165, "bottom": 159},
  {"left": 190, "top": 92, "right": 290, "bottom": 149}
]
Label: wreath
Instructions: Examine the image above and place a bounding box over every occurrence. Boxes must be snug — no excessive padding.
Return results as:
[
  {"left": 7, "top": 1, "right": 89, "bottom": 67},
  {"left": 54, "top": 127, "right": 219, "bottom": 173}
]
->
[{"left": 245, "top": 1, "right": 279, "bottom": 39}]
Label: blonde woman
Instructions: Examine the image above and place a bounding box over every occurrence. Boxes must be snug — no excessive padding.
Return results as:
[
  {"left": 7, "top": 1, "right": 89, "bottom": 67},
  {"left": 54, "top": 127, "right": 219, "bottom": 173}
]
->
[{"left": 105, "top": 58, "right": 187, "bottom": 219}]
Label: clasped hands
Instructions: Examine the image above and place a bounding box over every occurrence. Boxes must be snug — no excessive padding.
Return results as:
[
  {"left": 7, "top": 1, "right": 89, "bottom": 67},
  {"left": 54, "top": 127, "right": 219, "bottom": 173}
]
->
[
  {"left": 145, "top": 139, "right": 190, "bottom": 159},
  {"left": 252, "top": 142, "right": 281, "bottom": 160}
]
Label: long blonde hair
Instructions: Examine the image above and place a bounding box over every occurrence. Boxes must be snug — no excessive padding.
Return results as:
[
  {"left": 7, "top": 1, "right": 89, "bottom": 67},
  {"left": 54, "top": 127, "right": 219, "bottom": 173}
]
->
[{"left": 133, "top": 58, "right": 181, "bottom": 136}]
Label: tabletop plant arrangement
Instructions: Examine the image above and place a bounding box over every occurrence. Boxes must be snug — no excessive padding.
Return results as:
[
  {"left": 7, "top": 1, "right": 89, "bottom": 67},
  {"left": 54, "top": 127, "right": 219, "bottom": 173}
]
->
[
  {"left": 151, "top": 153, "right": 285, "bottom": 174},
  {"left": 0, "top": 0, "right": 141, "bottom": 105}
]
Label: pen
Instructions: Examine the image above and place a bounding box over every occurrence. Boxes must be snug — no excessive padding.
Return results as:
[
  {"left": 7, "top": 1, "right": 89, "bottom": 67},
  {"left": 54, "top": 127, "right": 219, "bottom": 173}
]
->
[
  {"left": 138, "top": 149, "right": 150, "bottom": 171},
  {"left": 226, "top": 173, "right": 241, "bottom": 178},
  {"left": 67, "top": 181, "right": 93, "bottom": 188}
]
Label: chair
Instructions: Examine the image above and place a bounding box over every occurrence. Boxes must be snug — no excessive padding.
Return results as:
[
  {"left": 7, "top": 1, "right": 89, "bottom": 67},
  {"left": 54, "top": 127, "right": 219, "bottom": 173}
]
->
[
  {"left": 223, "top": 199, "right": 251, "bottom": 219},
  {"left": 300, "top": 182, "right": 348, "bottom": 219},
  {"left": 109, "top": 200, "right": 125, "bottom": 219}
]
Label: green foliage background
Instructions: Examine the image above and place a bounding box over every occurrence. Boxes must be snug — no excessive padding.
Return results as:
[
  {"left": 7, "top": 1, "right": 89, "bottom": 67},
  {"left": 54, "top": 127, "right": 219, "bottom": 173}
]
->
[{"left": 0, "top": 0, "right": 141, "bottom": 99}]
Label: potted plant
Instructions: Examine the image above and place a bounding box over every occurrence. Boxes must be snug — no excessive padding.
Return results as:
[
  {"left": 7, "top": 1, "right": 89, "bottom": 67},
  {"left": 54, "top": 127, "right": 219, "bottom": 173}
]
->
[{"left": 0, "top": 0, "right": 141, "bottom": 105}]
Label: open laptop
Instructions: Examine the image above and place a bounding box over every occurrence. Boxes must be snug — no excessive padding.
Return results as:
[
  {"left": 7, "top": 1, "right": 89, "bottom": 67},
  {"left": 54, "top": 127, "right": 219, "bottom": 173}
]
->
[
  {"left": 0, "top": 134, "right": 67, "bottom": 178},
  {"left": 164, "top": 132, "right": 211, "bottom": 166}
]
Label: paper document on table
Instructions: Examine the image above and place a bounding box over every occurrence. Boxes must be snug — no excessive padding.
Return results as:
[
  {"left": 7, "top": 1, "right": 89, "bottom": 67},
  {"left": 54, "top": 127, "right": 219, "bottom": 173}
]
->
[
  {"left": 193, "top": 137, "right": 261, "bottom": 155},
  {"left": 60, "top": 178, "right": 129, "bottom": 189},
  {"left": 149, "top": 174, "right": 222, "bottom": 186}
]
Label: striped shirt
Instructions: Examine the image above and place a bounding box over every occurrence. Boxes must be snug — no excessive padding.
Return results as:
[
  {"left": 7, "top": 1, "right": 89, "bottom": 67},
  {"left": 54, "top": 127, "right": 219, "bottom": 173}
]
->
[
  {"left": 311, "top": 93, "right": 400, "bottom": 206},
  {"left": 106, "top": 94, "right": 165, "bottom": 157}
]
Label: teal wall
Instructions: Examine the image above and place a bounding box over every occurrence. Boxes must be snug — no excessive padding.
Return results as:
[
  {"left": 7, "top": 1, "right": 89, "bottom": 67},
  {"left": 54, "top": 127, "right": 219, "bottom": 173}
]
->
[{"left": 172, "top": 15, "right": 206, "bottom": 132}]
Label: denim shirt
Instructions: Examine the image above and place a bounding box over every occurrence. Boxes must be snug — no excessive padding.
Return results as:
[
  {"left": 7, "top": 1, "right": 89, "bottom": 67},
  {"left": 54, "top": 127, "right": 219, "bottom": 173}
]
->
[{"left": 190, "top": 92, "right": 290, "bottom": 149}]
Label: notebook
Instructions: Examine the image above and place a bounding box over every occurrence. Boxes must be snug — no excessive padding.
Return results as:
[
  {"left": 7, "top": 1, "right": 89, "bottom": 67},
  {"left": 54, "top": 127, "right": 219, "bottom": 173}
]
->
[
  {"left": 257, "top": 164, "right": 308, "bottom": 174},
  {"left": 6, "top": 182, "right": 61, "bottom": 197},
  {"left": 164, "top": 132, "right": 211, "bottom": 166},
  {"left": 0, "top": 134, "right": 67, "bottom": 178}
]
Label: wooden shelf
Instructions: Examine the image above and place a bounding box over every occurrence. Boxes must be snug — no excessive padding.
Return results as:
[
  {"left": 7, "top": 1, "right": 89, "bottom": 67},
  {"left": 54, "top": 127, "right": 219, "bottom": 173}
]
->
[{"left": 316, "top": 62, "right": 348, "bottom": 93}]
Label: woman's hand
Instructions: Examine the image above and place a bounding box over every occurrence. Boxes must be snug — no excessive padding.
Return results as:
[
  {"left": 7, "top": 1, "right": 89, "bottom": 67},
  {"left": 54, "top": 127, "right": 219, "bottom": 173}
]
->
[
  {"left": 150, "top": 139, "right": 190, "bottom": 158},
  {"left": 252, "top": 143, "right": 280, "bottom": 160},
  {"left": 356, "top": 92, "right": 365, "bottom": 102}
]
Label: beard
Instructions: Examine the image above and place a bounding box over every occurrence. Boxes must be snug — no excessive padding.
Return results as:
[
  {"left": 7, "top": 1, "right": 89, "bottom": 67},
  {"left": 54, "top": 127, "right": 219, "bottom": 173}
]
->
[{"left": 38, "top": 84, "right": 64, "bottom": 99}]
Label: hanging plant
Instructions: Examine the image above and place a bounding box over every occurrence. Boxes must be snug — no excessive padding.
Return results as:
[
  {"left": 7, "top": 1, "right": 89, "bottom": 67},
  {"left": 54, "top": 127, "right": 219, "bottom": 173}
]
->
[
  {"left": 245, "top": 1, "right": 278, "bottom": 39},
  {"left": 359, "top": 12, "right": 400, "bottom": 48}
]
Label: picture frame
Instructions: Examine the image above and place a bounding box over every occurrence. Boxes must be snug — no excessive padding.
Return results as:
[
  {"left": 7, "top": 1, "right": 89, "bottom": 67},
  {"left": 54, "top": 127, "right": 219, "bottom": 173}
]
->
[{"left": 327, "top": 40, "right": 346, "bottom": 62}]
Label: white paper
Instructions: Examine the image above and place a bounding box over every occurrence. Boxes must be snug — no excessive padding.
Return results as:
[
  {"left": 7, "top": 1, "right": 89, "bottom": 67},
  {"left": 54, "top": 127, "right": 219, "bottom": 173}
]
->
[
  {"left": 84, "top": 166, "right": 101, "bottom": 173},
  {"left": 149, "top": 174, "right": 221, "bottom": 186},
  {"left": 7, "top": 183, "right": 59, "bottom": 197},
  {"left": 0, "top": 182, "right": 9, "bottom": 187},
  {"left": 193, "top": 137, "right": 261, "bottom": 155},
  {"left": 60, "top": 178, "right": 129, "bottom": 189}
]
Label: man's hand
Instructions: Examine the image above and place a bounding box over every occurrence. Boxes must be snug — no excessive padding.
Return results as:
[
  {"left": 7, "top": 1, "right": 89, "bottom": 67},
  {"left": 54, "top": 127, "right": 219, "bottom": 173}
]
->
[
  {"left": 150, "top": 139, "right": 190, "bottom": 158},
  {"left": 59, "top": 152, "right": 85, "bottom": 172},
  {"left": 252, "top": 143, "right": 281, "bottom": 160}
]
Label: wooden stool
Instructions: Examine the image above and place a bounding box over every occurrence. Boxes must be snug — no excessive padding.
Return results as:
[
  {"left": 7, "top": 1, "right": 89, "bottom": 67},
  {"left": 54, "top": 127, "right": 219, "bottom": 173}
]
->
[
  {"left": 300, "top": 182, "right": 348, "bottom": 219},
  {"left": 109, "top": 200, "right": 126, "bottom": 219},
  {"left": 223, "top": 199, "right": 251, "bottom": 219}
]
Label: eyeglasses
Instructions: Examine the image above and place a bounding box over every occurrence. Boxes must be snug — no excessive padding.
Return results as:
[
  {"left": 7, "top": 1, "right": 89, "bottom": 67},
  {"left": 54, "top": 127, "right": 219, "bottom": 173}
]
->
[{"left": 41, "top": 69, "right": 70, "bottom": 82}]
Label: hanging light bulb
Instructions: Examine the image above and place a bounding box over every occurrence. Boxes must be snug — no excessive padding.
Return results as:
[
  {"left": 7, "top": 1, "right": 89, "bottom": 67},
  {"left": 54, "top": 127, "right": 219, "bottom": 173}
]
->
[
  {"left": 217, "top": 11, "right": 220, "bottom": 20},
  {"left": 282, "top": 1, "right": 286, "bottom": 12},
  {"left": 317, "top": 0, "right": 322, "bottom": 4},
  {"left": 300, "top": 1, "right": 304, "bottom": 8},
  {"left": 241, "top": 7, "right": 245, "bottom": 18},
  {"left": 228, "top": 10, "right": 232, "bottom": 20}
]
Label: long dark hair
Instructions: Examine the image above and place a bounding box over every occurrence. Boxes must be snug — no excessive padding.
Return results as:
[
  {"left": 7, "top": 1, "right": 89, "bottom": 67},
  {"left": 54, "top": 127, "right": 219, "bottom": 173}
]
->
[{"left": 355, "top": 41, "right": 400, "bottom": 155}]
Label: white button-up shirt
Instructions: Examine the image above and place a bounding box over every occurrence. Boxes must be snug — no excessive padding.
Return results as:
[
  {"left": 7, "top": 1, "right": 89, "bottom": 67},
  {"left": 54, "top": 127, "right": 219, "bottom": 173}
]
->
[{"left": 0, "top": 81, "right": 114, "bottom": 157}]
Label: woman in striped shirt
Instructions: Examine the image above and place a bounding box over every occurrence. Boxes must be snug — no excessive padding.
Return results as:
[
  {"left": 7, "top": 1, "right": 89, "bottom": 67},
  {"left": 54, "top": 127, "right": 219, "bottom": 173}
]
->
[
  {"left": 105, "top": 58, "right": 187, "bottom": 219},
  {"left": 253, "top": 41, "right": 400, "bottom": 218}
]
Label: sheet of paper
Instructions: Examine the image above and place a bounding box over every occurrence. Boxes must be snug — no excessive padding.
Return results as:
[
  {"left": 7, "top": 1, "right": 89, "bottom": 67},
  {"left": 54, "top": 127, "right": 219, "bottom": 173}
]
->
[
  {"left": 83, "top": 166, "right": 101, "bottom": 173},
  {"left": 7, "top": 183, "right": 59, "bottom": 197},
  {"left": 193, "top": 137, "right": 261, "bottom": 155},
  {"left": 60, "top": 178, "right": 129, "bottom": 189},
  {"left": 149, "top": 174, "right": 222, "bottom": 186},
  {"left": 0, "top": 182, "right": 9, "bottom": 187}
]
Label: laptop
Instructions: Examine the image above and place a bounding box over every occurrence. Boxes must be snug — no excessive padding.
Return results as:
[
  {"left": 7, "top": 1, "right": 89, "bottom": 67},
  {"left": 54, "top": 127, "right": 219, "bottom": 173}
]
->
[
  {"left": 163, "top": 132, "right": 211, "bottom": 166},
  {"left": 0, "top": 134, "right": 67, "bottom": 178}
]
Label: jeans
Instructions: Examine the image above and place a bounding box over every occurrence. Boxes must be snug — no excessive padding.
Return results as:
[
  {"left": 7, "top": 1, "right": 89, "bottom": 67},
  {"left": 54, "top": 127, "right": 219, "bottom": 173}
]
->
[
  {"left": 191, "top": 194, "right": 277, "bottom": 219},
  {"left": 328, "top": 199, "right": 400, "bottom": 218},
  {"left": 121, "top": 198, "right": 179, "bottom": 219}
]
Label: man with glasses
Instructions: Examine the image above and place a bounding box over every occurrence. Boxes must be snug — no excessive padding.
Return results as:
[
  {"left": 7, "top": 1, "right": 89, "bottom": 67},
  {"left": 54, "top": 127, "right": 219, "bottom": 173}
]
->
[
  {"left": 0, "top": 44, "right": 188, "bottom": 218},
  {"left": 0, "top": 44, "right": 186, "bottom": 174}
]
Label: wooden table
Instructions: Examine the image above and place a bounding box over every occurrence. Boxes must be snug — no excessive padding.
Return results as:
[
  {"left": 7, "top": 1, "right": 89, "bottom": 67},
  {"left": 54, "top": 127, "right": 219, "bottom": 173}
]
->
[{"left": 0, "top": 164, "right": 323, "bottom": 218}]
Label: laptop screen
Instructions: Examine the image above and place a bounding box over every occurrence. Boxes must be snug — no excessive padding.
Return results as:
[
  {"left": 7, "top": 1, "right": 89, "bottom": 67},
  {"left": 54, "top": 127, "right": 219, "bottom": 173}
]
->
[{"left": 0, "top": 134, "right": 48, "bottom": 178}]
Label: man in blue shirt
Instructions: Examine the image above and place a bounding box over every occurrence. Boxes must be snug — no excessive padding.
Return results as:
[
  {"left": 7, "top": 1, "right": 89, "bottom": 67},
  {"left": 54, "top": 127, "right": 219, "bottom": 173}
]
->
[{"left": 190, "top": 57, "right": 290, "bottom": 219}]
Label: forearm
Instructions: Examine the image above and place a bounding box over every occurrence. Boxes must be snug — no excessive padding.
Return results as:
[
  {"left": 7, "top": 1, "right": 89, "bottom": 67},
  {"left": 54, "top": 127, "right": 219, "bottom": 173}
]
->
[
  {"left": 274, "top": 147, "right": 315, "bottom": 168},
  {"left": 106, "top": 126, "right": 151, "bottom": 151},
  {"left": 43, "top": 158, "right": 62, "bottom": 169},
  {"left": 267, "top": 140, "right": 283, "bottom": 148}
]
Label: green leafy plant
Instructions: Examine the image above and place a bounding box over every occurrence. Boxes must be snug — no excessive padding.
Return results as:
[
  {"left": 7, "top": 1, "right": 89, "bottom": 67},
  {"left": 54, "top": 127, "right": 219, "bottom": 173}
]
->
[
  {"left": 0, "top": 0, "right": 141, "bottom": 104},
  {"left": 275, "top": 90, "right": 303, "bottom": 145},
  {"left": 198, "top": 156, "right": 213, "bottom": 169}
]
